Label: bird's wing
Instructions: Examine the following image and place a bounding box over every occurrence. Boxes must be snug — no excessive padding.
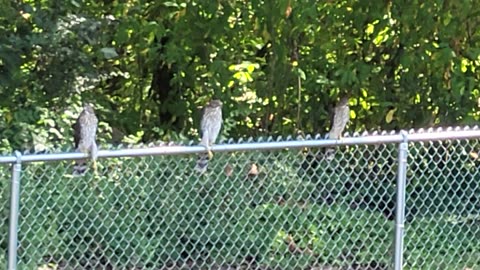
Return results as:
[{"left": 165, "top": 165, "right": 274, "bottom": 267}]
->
[
  {"left": 329, "top": 104, "right": 349, "bottom": 140},
  {"left": 73, "top": 113, "right": 83, "bottom": 149}
]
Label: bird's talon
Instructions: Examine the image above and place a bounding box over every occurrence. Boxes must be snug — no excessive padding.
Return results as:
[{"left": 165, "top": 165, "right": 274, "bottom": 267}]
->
[
  {"left": 92, "top": 160, "right": 98, "bottom": 175},
  {"left": 208, "top": 150, "right": 214, "bottom": 159}
]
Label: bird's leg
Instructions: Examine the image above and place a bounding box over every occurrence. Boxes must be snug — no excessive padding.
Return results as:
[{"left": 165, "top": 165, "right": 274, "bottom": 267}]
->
[
  {"left": 204, "top": 144, "right": 214, "bottom": 159},
  {"left": 90, "top": 144, "right": 99, "bottom": 176},
  {"left": 92, "top": 159, "right": 98, "bottom": 175}
]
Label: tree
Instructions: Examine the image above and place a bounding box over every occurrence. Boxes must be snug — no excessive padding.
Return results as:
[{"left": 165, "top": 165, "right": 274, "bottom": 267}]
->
[{"left": 0, "top": 0, "right": 479, "bottom": 151}]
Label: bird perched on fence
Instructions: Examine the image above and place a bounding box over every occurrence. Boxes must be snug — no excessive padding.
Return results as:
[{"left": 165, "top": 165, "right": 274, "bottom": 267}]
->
[
  {"left": 195, "top": 99, "right": 223, "bottom": 174},
  {"left": 325, "top": 96, "right": 350, "bottom": 160},
  {"left": 72, "top": 103, "right": 99, "bottom": 176}
]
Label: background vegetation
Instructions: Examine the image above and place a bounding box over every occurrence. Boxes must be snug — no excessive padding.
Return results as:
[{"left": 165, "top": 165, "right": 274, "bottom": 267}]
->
[
  {"left": 1, "top": 0, "right": 479, "bottom": 269},
  {"left": 1, "top": 142, "right": 479, "bottom": 269},
  {"left": 1, "top": 0, "right": 480, "bottom": 152}
]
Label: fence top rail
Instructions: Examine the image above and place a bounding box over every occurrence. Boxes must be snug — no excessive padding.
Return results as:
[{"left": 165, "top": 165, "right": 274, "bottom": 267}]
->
[{"left": 0, "top": 127, "right": 479, "bottom": 164}]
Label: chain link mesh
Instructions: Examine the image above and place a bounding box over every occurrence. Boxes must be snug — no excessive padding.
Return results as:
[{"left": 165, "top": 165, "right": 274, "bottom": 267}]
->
[
  {"left": 1, "top": 136, "right": 479, "bottom": 269},
  {"left": 1, "top": 164, "right": 10, "bottom": 267},
  {"left": 406, "top": 139, "right": 480, "bottom": 269}
]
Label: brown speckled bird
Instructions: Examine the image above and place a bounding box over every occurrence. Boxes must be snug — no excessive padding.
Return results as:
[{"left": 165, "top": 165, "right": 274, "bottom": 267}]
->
[
  {"left": 72, "top": 103, "right": 99, "bottom": 176},
  {"left": 195, "top": 99, "right": 223, "bottom": 173},
  {"left": 325, "top": 96, "right": 350, "bottom": 160}
]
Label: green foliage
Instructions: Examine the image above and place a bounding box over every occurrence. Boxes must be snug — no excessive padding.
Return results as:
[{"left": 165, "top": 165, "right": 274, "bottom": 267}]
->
[
  {"left": 405, "top": 217, "right": 479, "bottom": 269},
  {"left": 0, "top": 144, "right": 478, "bottom": 269},
  {"left": 0, "top": 164, "right": 9, "bottom": 266},
  {"left": 408, "top": 140, "right": 480, "bottom": 218},
  {"left": 1, "top": 0, "right": 480, "bottom": 150}
]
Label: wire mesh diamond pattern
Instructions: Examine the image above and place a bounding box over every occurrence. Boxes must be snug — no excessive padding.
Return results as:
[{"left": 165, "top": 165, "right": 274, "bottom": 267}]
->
[
  {"left": 406, "top": 139, "right": 480, "bottom": 269},
  {"left": 1, "top": 164, "right": 11, "bottom": 267},
  {"left": 1, "top": 133, "right": 479, "bottom": 269}
]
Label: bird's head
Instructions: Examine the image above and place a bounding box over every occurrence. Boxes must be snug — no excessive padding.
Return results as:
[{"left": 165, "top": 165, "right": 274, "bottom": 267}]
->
[
  {"left": 208, "top": 99, "right": 223, "bottom": 108},
  {"left": 83, "top": 103, "right": 95, "bottom": 114},
  {"left": 337, "top": 96, "right": 350, "bottom": 107}
]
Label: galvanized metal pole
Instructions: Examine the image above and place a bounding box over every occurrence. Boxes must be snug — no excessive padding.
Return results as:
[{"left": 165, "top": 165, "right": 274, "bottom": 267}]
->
[
  {"left": 394, "top": 131, "right": 409, "bottom": 270},
  {"left": 8, "top": 151, "right": 22, "bottom": 270}
]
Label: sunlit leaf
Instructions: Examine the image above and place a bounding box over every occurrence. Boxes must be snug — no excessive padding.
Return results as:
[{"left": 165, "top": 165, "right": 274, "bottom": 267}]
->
[
  {"left": 385, "top": 108, "right": 397, "bottom": 124},
  {"left": 365, "top": 23, "right": 375, "bottom": 35},
  {"left": 297, "top": 68, "right": 306, "bottom": 80},
  {"left": 100, "top": 47, "right": 118, "bottom": 59}
]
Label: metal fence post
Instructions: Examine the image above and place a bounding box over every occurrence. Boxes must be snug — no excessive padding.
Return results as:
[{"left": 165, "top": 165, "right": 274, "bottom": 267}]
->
[
  {"left": 8, "top": 151, "right": 22, "bottom": 270},
  {"left": 394, "top": 131, "right": 409, "bottom": 270}
]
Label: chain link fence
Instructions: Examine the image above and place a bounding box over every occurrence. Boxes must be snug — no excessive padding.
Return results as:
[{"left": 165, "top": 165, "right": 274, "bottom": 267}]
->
[{"left": 1, "top": 129, "right": 479, "bottom": 269}]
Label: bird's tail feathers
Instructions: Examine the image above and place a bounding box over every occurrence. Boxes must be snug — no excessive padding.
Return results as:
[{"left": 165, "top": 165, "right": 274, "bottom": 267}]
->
[
  {"left": 195, "top": 153, "right": 210, "bottom": 174},
  {"left": 73, "top": 159, "right": 88, "bottom": 176},
  {"left": 323, "top": 148, "right": 335, "bottom": 161}
]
